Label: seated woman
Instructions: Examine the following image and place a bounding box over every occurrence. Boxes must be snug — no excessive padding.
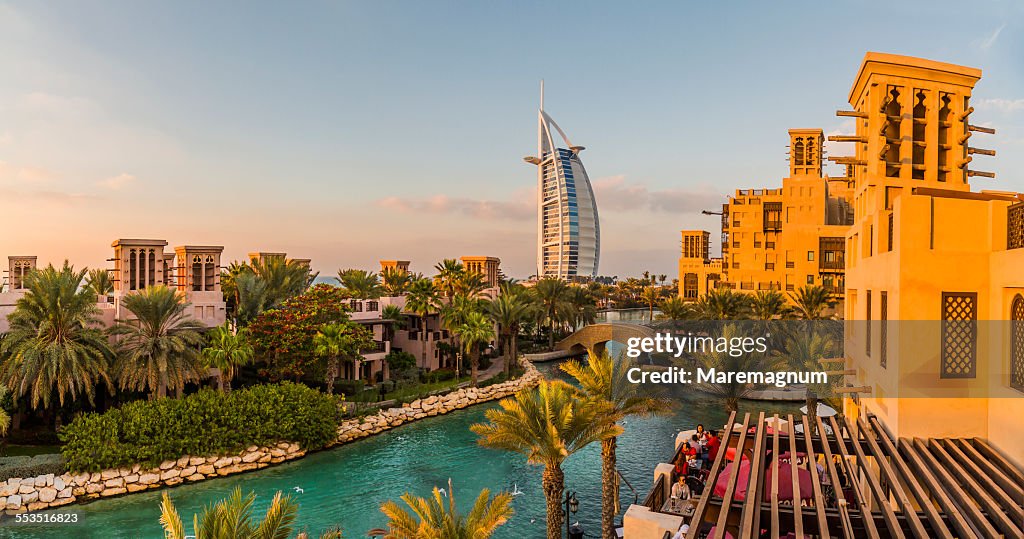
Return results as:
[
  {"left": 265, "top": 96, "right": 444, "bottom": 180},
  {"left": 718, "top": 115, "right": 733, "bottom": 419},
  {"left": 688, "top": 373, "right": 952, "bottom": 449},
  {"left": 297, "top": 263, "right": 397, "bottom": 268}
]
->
[
  {"left": 674, "top": 453, "right": 689, "bottom": 478},
  {"left": 681, "top": 441, "right": 699, "bottom": 475},
  {"left": 695, "top": 424, "right": 709, "bottom": 444},
  {"left": 671, "top": 474, "right": 691, "bottom": 501}
]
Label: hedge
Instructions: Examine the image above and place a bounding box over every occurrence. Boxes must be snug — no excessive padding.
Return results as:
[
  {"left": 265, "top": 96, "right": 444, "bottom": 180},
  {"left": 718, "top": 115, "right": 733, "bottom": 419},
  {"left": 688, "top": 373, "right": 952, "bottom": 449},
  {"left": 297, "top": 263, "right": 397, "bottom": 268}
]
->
[
  {"left": 0, "top": 454, "right": 65, "bottom": 481},
  {"left": 60, "top": 382, "right": 342, "bottom": 472}
]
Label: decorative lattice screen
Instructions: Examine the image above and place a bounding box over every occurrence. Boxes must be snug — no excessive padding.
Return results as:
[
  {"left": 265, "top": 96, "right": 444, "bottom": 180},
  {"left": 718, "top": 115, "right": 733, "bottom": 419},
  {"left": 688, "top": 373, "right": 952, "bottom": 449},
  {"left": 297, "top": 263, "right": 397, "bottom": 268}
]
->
[
  {"left": 941, "top": 292, "right": 977, "bottom": 378},
  {"left": 1012, "top": 294, "right": 1024, "bottom": 392}
]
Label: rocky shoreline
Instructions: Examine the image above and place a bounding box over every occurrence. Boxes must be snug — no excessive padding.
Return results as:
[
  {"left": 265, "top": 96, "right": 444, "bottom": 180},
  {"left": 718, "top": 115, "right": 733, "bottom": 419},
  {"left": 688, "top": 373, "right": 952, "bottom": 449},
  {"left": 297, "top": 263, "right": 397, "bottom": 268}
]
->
[{"left": 0, "top": 358, "right": 542, "bottom": 515}]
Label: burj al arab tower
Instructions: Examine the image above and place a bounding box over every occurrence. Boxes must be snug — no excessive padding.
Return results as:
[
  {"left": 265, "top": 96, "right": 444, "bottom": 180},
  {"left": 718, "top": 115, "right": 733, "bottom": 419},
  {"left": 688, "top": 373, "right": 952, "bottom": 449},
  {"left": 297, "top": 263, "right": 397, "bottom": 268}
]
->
[{"left": 523, "top": 83, "right": 601, "bottom": 280}]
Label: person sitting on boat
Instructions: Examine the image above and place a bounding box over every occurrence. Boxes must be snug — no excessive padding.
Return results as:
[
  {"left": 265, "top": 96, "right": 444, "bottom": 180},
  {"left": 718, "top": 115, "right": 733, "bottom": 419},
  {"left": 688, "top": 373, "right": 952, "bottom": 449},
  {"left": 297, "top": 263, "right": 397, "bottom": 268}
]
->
[{"left": 671, "top": 474, "right": 691, "bottom": 501}]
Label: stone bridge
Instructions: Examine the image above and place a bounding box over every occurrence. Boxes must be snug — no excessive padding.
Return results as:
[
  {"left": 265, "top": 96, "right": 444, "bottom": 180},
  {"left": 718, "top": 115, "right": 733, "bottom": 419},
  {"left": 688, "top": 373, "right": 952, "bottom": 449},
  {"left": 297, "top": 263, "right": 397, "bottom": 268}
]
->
[{"left": 555, "top": 323, "right": 658, "bottom": 356}]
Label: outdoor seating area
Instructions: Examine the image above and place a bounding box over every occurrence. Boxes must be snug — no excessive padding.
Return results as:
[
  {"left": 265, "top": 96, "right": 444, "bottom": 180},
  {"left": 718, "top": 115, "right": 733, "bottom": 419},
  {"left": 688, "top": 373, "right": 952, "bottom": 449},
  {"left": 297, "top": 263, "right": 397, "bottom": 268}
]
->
[{"left": 636, "top": 410, "right": 1023, "bottom": 538}]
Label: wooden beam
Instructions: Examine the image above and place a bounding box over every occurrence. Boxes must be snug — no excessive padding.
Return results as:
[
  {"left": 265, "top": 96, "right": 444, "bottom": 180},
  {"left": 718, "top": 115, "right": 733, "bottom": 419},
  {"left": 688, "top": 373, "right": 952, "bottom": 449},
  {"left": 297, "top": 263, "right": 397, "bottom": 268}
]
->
[
  {"left": 828, "top": 157, "right": 867, "bottom": 166},
  {"left": 866, "top": 418, "right": 953, "bottom": 539},
  {"left": 965, "top": 438, "right": 1024, "bottom": 490},
  {"left": 967, "top": 170, "right": 996, "bottom": 178},
  {"left": 800, "top": 416, "right": 829, "bottom": 538},
  {"left": 856, "top": 417, "right": 929, "bottom": 538},
  {"left": 968, "top": 124, "right": 996, "bottom": 134},
  {"left": 827, "top": 417, "right": 883, "bottom": 538},
  {"left": 686, "top": 411, "right": 737, "bottom": 539},
  {"left": 825, "top": 369, "right": 856, "bottom": 376},
  {"left": 770, "top": 414, "right": 781, "bottom": 539},
  {"left": 898, "top": 438, "right": 975, "bottom": 539},
  {"left": 941, "top": 440, "right": 1022, "bottom": 524},
  {"left": 929, "top": 439, "right": 1022, "bottom": 538},
  {"left": 957, "top": 106, "right": 974, "bottom": 121},
  {"left": 837, "top": 417, "right": 905, "bottom": 538},
  {"left": 787, "top": 415, "right": 804, "bottom": 539},
  {"left": 837, "top": 110, "right": 869, "bottom": 118},
  {"left": 968, "top": 147, "right": 996, "bottom": 156},
  {"left": 814, "top": 415, "right": 856, "bottom": 539},
  {"left": 739, "top": 412, "right": 767, "bottom": 536},
  {"left": 913, "top": 438, "right": 1000, "bottom": 538},
  {"left": 828, "top": 135, "right": 868, "bottom": 143},
  {"left": 715, "top": 413, "right": 751, "bottom": 538}
]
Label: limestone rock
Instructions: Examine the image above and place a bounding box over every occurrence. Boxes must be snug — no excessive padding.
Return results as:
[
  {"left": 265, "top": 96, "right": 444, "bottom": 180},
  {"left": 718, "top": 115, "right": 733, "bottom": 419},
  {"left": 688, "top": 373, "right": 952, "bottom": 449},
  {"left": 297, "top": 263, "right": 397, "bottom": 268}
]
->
[
  {"left": 139, "top": 473, "right": 160, "bottom": 485},
  {"left": 100, "top": 487, "right": 126, "bottom": 497},
  {"left": 38, "top": 487, "right": 57, "bottom": 503}
]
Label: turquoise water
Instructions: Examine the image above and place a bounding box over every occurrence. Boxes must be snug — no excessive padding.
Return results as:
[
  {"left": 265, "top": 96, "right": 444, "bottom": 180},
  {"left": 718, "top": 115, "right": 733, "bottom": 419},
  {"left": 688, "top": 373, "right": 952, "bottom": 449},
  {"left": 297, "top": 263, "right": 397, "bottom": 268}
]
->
[{"left": 1, "top": 363, "right": 798, "bottom": 539}]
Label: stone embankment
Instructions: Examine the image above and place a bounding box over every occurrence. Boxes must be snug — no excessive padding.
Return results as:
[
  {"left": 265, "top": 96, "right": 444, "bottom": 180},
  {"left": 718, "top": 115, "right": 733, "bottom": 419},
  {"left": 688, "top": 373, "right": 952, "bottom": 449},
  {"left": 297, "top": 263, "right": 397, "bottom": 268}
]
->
[{"left": 1, "top": 358, "right": 541, "bottom": 515}]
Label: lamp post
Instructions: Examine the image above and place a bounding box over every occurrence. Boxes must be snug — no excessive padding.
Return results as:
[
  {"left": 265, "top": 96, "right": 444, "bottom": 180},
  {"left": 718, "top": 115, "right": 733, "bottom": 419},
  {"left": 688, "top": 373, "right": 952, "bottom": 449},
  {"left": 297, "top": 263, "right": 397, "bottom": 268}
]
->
[
  {"left": 456, "top": 351, "right": 462, "bottom": 379},
  {"left": 564, "top": 491, "right": 579, "bottom": 538}
]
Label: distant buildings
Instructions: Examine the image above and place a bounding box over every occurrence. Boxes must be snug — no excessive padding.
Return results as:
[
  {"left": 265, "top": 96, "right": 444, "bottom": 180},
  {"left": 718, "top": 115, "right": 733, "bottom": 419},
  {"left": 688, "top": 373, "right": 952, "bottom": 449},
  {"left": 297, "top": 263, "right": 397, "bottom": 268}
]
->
[
  {"left": 678, "top": 129, "right": 854, "bottom": 303},
  {"left": 524, "top": 84, "right": 600, "bottom": 281}
]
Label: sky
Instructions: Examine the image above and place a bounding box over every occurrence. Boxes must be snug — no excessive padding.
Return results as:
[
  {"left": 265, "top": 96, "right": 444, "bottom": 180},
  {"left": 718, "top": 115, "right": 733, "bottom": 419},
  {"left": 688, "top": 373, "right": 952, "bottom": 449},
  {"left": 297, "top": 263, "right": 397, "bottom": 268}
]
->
[{"left": 1, "top": 1, "right": 1022, "bottom": 280}]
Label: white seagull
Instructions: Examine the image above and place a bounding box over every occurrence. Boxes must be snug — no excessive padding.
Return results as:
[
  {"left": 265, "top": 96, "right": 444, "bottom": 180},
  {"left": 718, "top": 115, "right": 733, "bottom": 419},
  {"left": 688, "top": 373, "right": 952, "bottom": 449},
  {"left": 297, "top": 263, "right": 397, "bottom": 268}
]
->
[
  {"left": 293, "top": 486, "right": 304, "bottom": 494},
  {"left": 511, "top": 483, "right": 524, "bottom": 497}
]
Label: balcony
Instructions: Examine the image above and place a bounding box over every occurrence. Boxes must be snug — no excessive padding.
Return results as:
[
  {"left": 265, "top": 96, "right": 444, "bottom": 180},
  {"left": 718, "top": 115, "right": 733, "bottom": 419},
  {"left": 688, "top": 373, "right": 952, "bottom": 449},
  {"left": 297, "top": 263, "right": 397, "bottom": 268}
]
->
[{"left": 786, "top": 261, "right": 795, "bottom": 269}]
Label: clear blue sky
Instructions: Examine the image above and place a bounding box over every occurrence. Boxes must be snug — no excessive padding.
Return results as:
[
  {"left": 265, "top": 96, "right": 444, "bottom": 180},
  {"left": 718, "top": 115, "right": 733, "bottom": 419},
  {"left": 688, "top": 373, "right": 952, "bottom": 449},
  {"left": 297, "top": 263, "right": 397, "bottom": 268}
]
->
[{"left": 1, "top": 1, "right": 1021, "bottom": 279}]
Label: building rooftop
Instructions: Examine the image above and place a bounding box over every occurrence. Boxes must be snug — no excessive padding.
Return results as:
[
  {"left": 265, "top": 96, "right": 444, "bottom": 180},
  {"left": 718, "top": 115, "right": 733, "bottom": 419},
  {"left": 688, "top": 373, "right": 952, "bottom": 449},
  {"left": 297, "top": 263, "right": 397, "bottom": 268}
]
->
[{"left": 848, "top": 52, "right": 982, "bottom": 104}]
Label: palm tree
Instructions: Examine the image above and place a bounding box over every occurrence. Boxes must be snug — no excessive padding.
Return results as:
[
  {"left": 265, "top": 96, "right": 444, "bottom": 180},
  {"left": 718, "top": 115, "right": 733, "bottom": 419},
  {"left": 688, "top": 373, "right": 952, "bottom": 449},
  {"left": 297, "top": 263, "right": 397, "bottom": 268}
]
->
[
  {"left": 453, "top": 271, "right": 488, "bottom": 298},
  {"left": 201, "top": 325, "right": 254, "bottom": 392},
  {"left": 656, "top": 297, "right": 691, "bottom": 331},
  {"left": 565, "top": 286, "right": 597, "bottom": 330},
  {"left": 381, "top": 267, "right": 413, "bottom": 297},
  {"left": 690, "top": 324, "right": 780, "bottom": 413},
  {"left": 233, "top": 271, "right": 270, "bottom": 326},
  {"left": 112, "top": 286, "right": 206, "bottom": 399},
  {"left": 561, "top": 351, "right": 673, "bottom": 538},
  {"left": 381, "top": 304, "right": 406, "bottom": 343},
  {"left": 788, "top": 284, "right": 837, "bottom": 320},
  {"left": 404, "top": 279, "right": 441, "bottom": 369},
  {"left": 750, "top": 289, "right": 788, "bottom": 320},
  {"left": 472, "top": 380, "right": 619, "bottom": 539},
  {"left": 337, "top": 269, "right": 381, "bottom": 299},
  {"left": 454, "top": 311, "right": 494, "bottom": 386},
  {"left": 486, "top": 291, "right": 532, "bottom": 376},
  {"left": 251, "top": 256, "right": 316, "bottom": 308},
  {"left": 380, "top": 479, "right": 513, "bottom": 539},
  {"left": 84, "top": 268, "right": 113, "bottom": 302},
  {"left": 159, "top": 487, "right": 342, "bottom": 539},
  {"left": 0, "top": 262, "right": 112, "bottom": 412},
  {"left": 532, "top": 278, "right": 570, "bottom": 350},
  {"left": 314, "top": 322, "right": 372, "bottom": 391},
  {"left": 639, "top": 286, "right": 661, "bottom": 322},
  {"left": 433, "top": 259, "right": 465, "bottom": 298},
  {"left": 693, "top": 288, "right": 750, "bottom": 319},
  {"left": 219, "top": 260, "right": 252, "bottom": 322}
]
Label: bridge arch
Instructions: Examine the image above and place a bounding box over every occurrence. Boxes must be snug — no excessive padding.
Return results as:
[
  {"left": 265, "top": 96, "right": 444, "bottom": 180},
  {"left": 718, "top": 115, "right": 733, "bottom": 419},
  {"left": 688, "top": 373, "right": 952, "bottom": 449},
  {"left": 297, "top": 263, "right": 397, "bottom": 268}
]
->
[{"left": 555, "top": 323, "right": 657, "bottom": 356}]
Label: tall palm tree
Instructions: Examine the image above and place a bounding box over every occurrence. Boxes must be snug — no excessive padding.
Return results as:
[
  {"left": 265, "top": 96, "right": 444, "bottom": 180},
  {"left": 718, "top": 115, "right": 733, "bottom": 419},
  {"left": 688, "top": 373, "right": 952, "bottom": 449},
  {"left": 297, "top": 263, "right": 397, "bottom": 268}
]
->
[
  {"left": 788, "top": 284, "right": 837, "bottom": 320},
  {"left": 656, "top": 297, "right": 691, "bottom": 332},
  {"left": 112, "top": 286, "right": 206, "bottom": 399},
  {"left": 433, "top": 259, "right": 465, "bottom": 298},
  {"left": 233, "top": 271, "right": 270, "bottom": 326},
  {"left": 380, "top": 479, "right": 513, "bottom": 539},
  {"left": 486, "top": 291, "right": 532, "bottom": 375},
  {"left": 381, "top": 304, "right": 406, "bottom": 343},
  {"left": 453, "top": 271, "right": 488, "bottom": 298},
  {"left": 404, "top": 279, "right": 441, "bottom": 370},
  {"left": 337, "top": 269, "right": 381, "bottom": 299},
  {"left": 532, "top": 278, "right": 570, "bottom": 350},
  {"left": 472, "top": 381, "right": 619, "bottom": 539},
  {"left": 454, "top": 311, "right": 494, "bottom": 386},
  {"left": 565, "top": 286, "right": 597, "bottom": 330},
  {"left": 201, "top": 324, "right": 254, "bottom": 392},
  {"left": 251, "top": 257, "right": 316, "bottom": 308},
  {"left": 0, "top": 262, "right": 112, "bottom": 412},
  {"left": 639, "top": 286, "right": 661, "bottom": 322},
  {"left": 381, "top": 267, "right": 413, "bottom": 297},
  {"left": 562, "top": 351, "right": 673, "bottom": 539},
  {"left": 693, "top": 288, "right": 750, "bottom": 320},
  {"left": 314, "top": 322, "right": 372, "bottom": 391},
  {"left": 750, "top": 289, "right": 789, "bottom": 320},
  {"left": 84, "top": 268, "right": 114, "bottom": 302},
  {"left": 159, "top": 487, "right": 342, "bottom": 539}
]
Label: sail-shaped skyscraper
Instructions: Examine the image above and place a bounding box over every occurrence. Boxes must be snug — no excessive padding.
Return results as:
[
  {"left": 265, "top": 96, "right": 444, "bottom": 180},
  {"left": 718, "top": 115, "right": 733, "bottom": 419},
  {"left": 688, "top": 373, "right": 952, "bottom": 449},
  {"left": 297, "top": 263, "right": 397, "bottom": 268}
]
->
[{"left": 524, "top": 83, "right": 600, "bottom": 280}]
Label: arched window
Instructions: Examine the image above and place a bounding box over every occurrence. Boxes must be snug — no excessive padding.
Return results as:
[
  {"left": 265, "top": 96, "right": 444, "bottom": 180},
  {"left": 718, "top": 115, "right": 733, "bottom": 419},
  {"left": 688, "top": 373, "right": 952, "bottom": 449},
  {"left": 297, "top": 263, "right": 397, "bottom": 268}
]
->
[
  {"left": 805, "top": 139, "right": 816, "bottom": 166},
  {"left": 129, "top": 250, "right": 138, "bottom": 291},
  {"left": 148, "top": 249, "right": 156, "bottom": 287},
  {"left": 1011, "top": 294, "right": 1024, "bottom": 392},
  {"left": 192, "top": 255, "right": 203, "bottom": 291},
  {"left": 204, "top": 256, "right": 215, "bottom": 291},
  {"left": 794, "top": 139, "right": 805, "bottom": 166}
]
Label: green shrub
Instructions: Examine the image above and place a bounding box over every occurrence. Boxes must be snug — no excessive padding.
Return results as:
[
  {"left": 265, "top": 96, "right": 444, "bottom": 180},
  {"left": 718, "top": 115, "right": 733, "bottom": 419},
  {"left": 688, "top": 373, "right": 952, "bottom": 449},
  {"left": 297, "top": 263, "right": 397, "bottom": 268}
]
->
[
  {"left": 0, "top": 454, "right": 65, "bottom": 481},
  {"left": 334, "top": 379, "right": 365, "bottom": 396},
  {"left": 60, "top": 382, "right": 341, "bottom": 472},
  {"left": 385, "top": 350, "right": 416, "bottom": 371},
  {"left": 426, "top": 368, "right": 457, "bottom": 383}
]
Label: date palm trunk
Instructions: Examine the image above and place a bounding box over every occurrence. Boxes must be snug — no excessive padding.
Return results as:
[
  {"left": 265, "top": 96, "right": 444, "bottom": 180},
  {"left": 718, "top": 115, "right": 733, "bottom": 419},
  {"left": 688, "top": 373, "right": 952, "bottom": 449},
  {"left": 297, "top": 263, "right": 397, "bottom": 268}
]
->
[
  {"left": 542, "top": 464, "right": 565, "bottom": 539},
  {"left": 601, "top": 436, "right": 618, "bottom": 538}
]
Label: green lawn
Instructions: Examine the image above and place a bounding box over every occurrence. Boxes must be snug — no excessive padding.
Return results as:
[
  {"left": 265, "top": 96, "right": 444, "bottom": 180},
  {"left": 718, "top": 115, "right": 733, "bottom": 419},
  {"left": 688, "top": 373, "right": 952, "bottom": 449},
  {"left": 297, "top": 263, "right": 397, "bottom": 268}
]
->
[
  {"left": 2, "top": 444, "right": 62, "bottom": 457},
  {"left": 346, "top": 377, "right": 471, "bottom": 404}
]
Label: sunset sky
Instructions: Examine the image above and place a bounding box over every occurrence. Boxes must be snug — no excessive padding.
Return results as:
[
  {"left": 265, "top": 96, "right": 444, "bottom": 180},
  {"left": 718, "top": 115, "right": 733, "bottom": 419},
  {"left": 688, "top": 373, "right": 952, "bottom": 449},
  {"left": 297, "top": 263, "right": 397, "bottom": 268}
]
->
[{"left": 1, "top": 1, "right": 1021, "bottom": 279}]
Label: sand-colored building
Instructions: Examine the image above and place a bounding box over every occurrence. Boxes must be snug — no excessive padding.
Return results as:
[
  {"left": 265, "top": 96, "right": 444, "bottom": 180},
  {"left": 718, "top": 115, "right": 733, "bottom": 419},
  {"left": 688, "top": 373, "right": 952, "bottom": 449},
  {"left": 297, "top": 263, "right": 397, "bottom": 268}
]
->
[
  {"left": 680, "top": 130, "right": 854, "bottom": 302},
  {"left": 838, "top": 53, "right": 1023, "bottom": 466},
  {"left": 460, "top": 256, "right": 501, "bottom": 289}
]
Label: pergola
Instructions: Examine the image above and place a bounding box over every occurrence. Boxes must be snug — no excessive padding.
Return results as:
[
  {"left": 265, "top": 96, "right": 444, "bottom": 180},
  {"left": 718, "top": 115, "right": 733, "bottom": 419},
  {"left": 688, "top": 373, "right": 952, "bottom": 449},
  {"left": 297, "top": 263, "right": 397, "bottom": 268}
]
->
[{"left": 679, "top": 411, "right": 1023, "bottom": 538}]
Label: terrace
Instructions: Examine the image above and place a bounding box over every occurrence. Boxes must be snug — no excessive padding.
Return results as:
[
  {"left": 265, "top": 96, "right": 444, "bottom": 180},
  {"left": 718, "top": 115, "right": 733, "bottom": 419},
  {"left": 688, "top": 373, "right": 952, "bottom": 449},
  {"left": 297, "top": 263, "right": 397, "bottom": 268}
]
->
[{"left": 626, "top": 411, "right": 1023, "bottom": 538}]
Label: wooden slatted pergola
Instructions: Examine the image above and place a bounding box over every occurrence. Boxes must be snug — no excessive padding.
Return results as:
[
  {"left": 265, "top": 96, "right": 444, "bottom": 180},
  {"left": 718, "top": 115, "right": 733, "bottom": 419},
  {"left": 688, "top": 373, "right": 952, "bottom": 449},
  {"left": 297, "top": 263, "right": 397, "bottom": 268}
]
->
[{"left": 665, "top": 411, "right": 1024, "bottom": 538}]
